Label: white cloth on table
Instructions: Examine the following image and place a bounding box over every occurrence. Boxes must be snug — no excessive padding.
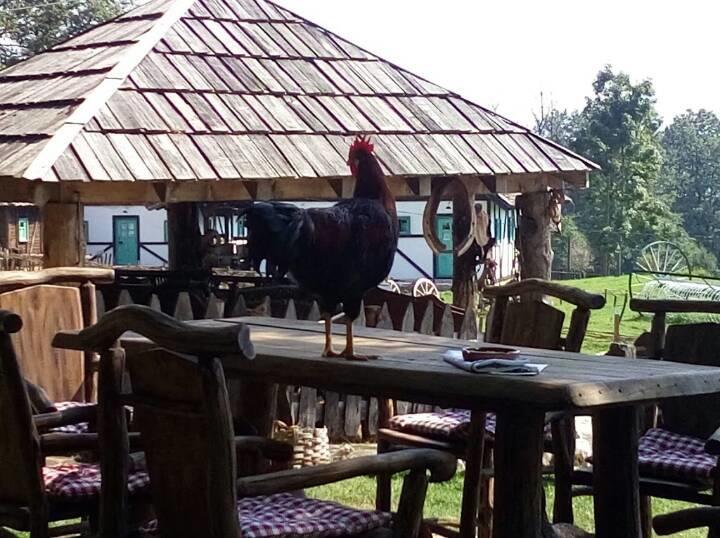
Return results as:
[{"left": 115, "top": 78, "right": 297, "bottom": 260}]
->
[{"left": 442, "top": 349, "right": 547, "bottom": 376}]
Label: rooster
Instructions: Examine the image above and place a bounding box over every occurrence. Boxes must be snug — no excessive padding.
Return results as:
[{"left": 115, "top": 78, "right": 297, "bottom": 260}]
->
[{"left": 243, "top": 136, "right": 398, "bottom": 360}]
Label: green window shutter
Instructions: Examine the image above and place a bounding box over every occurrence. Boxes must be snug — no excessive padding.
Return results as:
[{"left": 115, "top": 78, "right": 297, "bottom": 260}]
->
[{"left": 17, "top": 217, "right": 29, "bottom": 243}]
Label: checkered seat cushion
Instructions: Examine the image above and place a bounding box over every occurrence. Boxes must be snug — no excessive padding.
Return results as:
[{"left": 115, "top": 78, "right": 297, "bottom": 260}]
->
[
  {"left": 43, "top": 463, "right": 150, "bottom": 499},
  {"left": 638, "top": 428, "right": 718, "bottom": 483},
  {"left": 388, "top": 409, "right": 553, "bottom": 443},
  {"left": 144, "top": 493, "right": 392, "bottom": 538},
  {"left": 46, "top": 401, "right": 94, "bottom": 434}
]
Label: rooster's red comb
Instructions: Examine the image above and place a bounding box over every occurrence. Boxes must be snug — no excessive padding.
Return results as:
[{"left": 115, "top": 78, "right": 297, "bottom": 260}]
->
[{"left": 349, "top": 135, "right": 374, "bottom": 154}]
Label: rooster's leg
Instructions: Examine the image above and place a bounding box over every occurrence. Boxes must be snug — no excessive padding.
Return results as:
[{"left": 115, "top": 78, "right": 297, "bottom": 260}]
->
[
  {"left": 340, "top": 320, "right": 377, "bottom": 361},
  {"left": 321, "top": 316, "right": 340, "bottom": 358}
]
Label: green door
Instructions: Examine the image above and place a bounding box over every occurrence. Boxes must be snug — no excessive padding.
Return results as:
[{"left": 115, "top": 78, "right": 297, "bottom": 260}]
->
[
  {"left": 434, "top": 215, "right": 453, "bottom": 278},
  {"left": 114, "top": 216, "right": 139, "bottom": 265}
]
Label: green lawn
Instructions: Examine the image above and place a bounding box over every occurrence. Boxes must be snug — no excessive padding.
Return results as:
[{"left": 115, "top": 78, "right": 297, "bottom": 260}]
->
[{"left": 310, "top": 473, "right": 707, "bottom": 537}]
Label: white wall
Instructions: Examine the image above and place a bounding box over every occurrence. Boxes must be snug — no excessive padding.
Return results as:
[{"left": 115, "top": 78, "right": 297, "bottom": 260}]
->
[
  {"left": 82, "top": 201, "right": 516, "bottom": 278},
  {"left": 84, "top": 206, "right": 169, "bottom": 266}
]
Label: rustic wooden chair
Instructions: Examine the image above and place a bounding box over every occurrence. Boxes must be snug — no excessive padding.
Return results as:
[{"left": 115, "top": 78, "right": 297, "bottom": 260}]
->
[
  {"left": 376, "top": 278, "right": 606, "bottom": 538},
  {"left": 573, "top": 298, "right": 720, "bottom": 538},
  {"left": 63, "top": 305, "right": 457, "bottom": 538},
  {"left": 0, "top": 309, "right": 149, "bottom": 538}
]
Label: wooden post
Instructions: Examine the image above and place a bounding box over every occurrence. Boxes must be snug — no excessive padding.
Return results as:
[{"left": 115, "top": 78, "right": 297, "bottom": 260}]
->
[
  {"left": 167, "top": 203, "right": 203, "bottom": 271},
  {"left": 42, "top": 202, "right": 83, "bottom": 267},
  {"left": 452, "top": 187, "right": 477, "bottom": 310},
  {"left": 516, "top": 191, "right": 552, "bottom": 281}
]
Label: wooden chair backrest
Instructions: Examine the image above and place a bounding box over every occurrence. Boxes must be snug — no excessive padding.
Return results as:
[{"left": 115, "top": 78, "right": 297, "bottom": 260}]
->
[
  {"left": 125, "top": 348, "right": 240, "bottom": 538},
  {"left": 0, "top": 268, "right": 113, "bottom": 403},
  {"left": 0, "top": 310, "right": 46, "bottom": 510},
  {"left": 660, "top": 322, "right": 720, "bottom": 438},
  {"left": 0, "top": 285, "right": 85, "bottom": 402},
  {"left": 484, "top": 278, "right": 605, "bottom": 352}
]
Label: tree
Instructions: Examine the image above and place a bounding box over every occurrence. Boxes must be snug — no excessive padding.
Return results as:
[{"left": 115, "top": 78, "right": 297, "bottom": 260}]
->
[
  {"left": 0, "top": 0, "right": 132, "bottom": 68},
  {"left": 662, "top": 110, "right": 720, "bottom": 255},
  {"left": 570, "top": 66, "right": 679, "bottom": 273},
  {"left": 533, "top": 93, "right": 584, "bottom": 148}
]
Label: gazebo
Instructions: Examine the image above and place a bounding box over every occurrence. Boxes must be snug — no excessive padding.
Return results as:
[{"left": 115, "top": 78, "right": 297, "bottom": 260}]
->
[{"left": 0, "top": 0, "right": 598, "bottom": 308}]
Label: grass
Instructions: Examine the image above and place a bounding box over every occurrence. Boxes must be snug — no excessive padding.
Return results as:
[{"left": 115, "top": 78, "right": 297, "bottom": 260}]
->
[{"left": 310, "top": 473, "right": 707, "bottom": 537}]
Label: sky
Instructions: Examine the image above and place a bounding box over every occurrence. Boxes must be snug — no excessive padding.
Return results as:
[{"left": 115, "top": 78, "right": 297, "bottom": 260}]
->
[{"left": 275, "top": 0, "right": 720, "bottom": 129}]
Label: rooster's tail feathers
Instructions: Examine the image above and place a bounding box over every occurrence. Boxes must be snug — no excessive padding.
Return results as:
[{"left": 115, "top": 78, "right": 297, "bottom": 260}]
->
[{"left": 241, "top": 202, "right": 304, "bottom": 276}]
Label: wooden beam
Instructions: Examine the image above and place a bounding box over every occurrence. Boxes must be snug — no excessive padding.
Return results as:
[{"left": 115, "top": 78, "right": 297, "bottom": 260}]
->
[
  {"left": 167, "top": 203, "right": 202, "bottom": 271},
  {"left": 42, "top": 202, "right": 83, "bottom": 267},
  {"left": 452, "top": 182, "right": 477, "bottom": 310},
  {"left": 516, "top": 191, "right": 552, "bottom": 280}
]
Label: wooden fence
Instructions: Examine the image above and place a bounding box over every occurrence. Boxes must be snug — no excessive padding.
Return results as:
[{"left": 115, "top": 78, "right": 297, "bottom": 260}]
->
[{"left": 95, "top": 282, "right": 478, "bottom": 442}]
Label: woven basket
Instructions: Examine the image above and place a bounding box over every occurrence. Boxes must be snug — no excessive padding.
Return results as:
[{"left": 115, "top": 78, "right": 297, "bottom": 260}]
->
[{"left": 272, "top": 421, "right": 331, "bottom": 468}]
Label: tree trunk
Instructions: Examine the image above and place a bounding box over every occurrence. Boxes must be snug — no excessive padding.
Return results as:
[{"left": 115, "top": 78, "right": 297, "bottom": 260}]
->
[
  {"left": 452, "top": 188, "right": 477, "bottom": 310},
  {"left": 167, "top": 203, "right": 203, "bottom": 271},
  {"left": 42, "top": 202, "right": 84, "bottom": 267},
  {"left": 516, "top": 191, "right": 553, "bottom": 280}
]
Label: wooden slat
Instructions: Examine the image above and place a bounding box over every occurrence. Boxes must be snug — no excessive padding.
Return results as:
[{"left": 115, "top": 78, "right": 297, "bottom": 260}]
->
[
  {"left": 204, "top": 94, "right": 247, "bottom": 132},
  {"left": 53, "top": 147, "right": 90, "bottom": 181},
  {"left": 124, "top": 135, "right": 172, "bottom": 179},
  {"left": 71, "top": 134, "right": 111, "bottom": 180},
  {"left": 184, "top": 18, "right": 230, "bottom": 54},
  {"left": 182, "top": 94, "right": 230, "bottom": 132},
  {"left": 269, "top": 134, "right": 318, "bottom": 178},
  {"left": 509, "top": 134, "right": 559, "bottom": 172},
  {"left": 243, "top": 95, "right": 284, "bottom": 131},
  {"left": 165, "top": 92, "right": 210, "bottom": 132},
  {"left": 293, "top": 96, "right": 343, "bottom": 132},
  {"left": 107, "top": 90, "right": 168, "bottom": 132},
  {"left": 222, "top": 57, "right": 265, "bottom": 92},
  {"left": 165, "top": 54, "right": 214, "bottom": 91},
  {"left": 107, "top": 133, "right": 155, "bottom": 180},
  {"left": 168, "top": 134, "right": 217, "bottom": 179},
  {"left": 221, "top": 94, "right": 268, "bottom": 131},
  {"left": 259, "top": 59, "right": 304, "bottom": 93},
  {"left": 193, "top": 134, "right": 240, "bottom": 178},
  {"left": 203, "top": 56, "right": 248, "bottom": 92},
  {"left": 241, "top": 58, "right": 286, "bottom": 93},
  {"left": 255, "top": 95, "right": 308, "bottom": 132},
  {"left": 144, "top": 92, "right": 192, "bottom": 131},
  {"left": 146, "top": 134, "right": 196, "bottom": 180},
  {"left": 82, "top": 132, "right": 133, "bottom": 180}
]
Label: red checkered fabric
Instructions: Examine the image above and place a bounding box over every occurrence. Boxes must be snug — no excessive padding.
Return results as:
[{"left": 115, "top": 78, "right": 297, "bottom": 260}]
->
[
  {"left": 388, "top": 409, "right": 552, "bottom": 442},
  {"left": 638, "top": 428, "right": 717, "bottom": 482},
  {"left": 144, "top": 493, "right": 391, "bottom": 537},
  {"left": 388, "top": 409, "right": 474, "bottom": 441},
  {"left": 47, "top": 401, "right": 93, "bottom": 434},
  {"left": 43, "top": 463, "right": 150, "bottom": 498}
]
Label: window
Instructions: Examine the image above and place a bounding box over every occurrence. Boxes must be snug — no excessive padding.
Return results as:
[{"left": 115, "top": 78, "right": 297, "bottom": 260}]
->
[
  {"left": 17, "top": 217, "right": 29, "bottom": 243},
  {"left": 398, "top": 216, "right": 412, "bottom": 236},
  {"left": 83, "top": 220, "right": 89, "bottom": 241}
]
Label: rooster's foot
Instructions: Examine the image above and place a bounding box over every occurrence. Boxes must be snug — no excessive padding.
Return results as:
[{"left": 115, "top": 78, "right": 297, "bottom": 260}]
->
[{"left": 322, "top": 348, "right": 341, "bottom": 358}]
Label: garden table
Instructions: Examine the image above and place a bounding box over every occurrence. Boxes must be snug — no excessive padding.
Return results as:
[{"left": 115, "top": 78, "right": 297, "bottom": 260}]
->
[{"left": 59, "top": 316, "right": 720, "bottom": 538}]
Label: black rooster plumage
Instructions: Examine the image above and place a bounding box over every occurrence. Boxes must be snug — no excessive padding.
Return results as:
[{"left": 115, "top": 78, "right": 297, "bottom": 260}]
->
[{"left": 243, "top": 136, "right": 398, "bottom": 359}]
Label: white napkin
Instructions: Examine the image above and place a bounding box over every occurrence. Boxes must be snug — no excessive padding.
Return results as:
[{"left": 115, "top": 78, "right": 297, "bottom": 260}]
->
[{"left": 442, "top": 350, "right": 547, "bottom": 376}]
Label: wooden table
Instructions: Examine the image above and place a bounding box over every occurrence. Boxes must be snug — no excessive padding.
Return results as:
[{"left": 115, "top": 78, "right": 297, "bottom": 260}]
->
[{"left": 72, "top": 317, "right": 720, "bottom": 538}]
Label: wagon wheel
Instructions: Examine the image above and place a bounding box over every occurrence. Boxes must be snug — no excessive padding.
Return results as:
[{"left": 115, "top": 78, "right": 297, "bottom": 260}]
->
[
  {"left": 635, "top": 241, "right": 691, "bottom": 277},
  {"left": 630, "top": 241, "right": 691, "bottom": 300},
  {"left": 379, "top": 279, "right": 402, "bottom": 294},
  {"left": 412, "top": 277, "right": 440, "bottom": 298}
]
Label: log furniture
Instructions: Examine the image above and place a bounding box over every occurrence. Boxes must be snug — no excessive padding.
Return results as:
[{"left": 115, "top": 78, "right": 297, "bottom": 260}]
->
[
  {"left": 54, "top": 306, "right": 457, "bottom": 538},
  {"left": 55, "top": 314, "right": 720, "bottom": 538},
  {"left": 0, "top": 309, "right": 148, "bottom": 538},
  {"left": 375, "top": 278, "right": 606, "bottom": 538},
  {"left": 573, "top": 297, "right": 720, "bottom": 538},
  {"left": 0, "top": 267, "right": 114, "bottom": 403}
]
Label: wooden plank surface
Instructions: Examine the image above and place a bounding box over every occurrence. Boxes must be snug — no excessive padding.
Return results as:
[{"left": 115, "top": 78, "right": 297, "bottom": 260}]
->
[{"left": 58, "top": 317, "right": 720, "bottom": 412}]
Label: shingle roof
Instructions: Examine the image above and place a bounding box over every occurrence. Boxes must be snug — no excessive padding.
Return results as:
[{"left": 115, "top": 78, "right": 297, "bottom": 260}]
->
[{"left": 0, "top": 0, "right": 598, "bottom": 184}]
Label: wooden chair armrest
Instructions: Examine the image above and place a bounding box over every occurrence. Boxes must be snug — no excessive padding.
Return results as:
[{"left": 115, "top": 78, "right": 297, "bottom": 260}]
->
[
  {"left": 40, "top": 432, "right": 143, "bottom": 456},
  {"left": 40, "top": 433, "right": 99, "bottom": 455},
  {"left": 705, "top": 426, "right": 720, "bottom": 455},
  {"left": 653, "top": 507, "right": 720, "bottom": 535},
  {"left": 33, "top": 405, "right": 97, "bottom": 430},
  {"left": 484, "top": 278, "right": 605, "bottom": 309},
  {"left": 234, "top": 436, "right": 294, "bottom": 462},
  {"left": 52, "top": 305, "right": 254, "bottom": 358},
  {"left": 236, "top": 449, "right": 456, "bottom": 497}
]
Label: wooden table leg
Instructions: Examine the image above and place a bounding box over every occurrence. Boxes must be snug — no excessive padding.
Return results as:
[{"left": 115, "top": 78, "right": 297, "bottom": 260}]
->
[
  {"left": 592, "top": 406, "right": 641, "bottom": 538},
  {"left": 493, "top": 407, "right": 545, "bottom": 538}
]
